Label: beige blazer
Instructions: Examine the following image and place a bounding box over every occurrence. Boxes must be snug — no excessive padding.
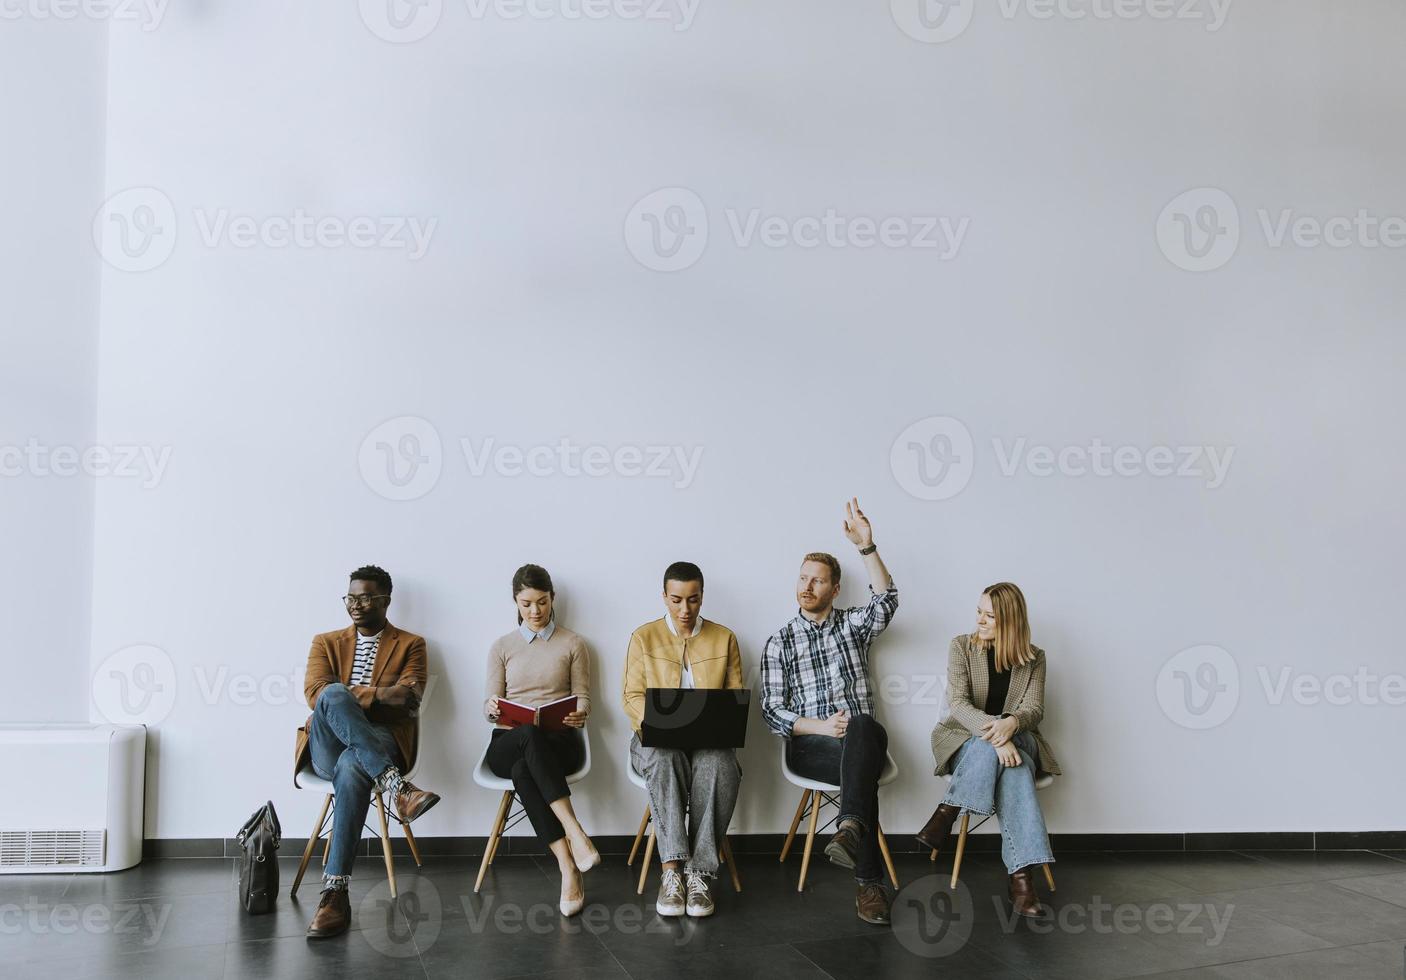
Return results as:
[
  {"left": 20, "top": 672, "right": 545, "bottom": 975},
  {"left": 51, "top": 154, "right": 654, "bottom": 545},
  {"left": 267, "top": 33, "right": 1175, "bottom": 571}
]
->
[{"left": 929, "top": 633, "right": 1060, "bottom": 777}]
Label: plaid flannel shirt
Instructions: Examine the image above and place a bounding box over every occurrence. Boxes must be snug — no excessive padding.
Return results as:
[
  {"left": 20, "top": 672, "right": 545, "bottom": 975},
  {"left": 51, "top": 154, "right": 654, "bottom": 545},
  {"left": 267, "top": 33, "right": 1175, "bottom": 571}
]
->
[{"left": 761, "top": 582, "right": 899, "bottom": 736}]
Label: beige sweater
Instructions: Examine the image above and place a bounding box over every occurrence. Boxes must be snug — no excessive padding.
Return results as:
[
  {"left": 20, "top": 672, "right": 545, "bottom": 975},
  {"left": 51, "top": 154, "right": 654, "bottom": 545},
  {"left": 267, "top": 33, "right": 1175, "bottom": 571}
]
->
[{"left": 485, "top": 624, "right": 591, "bottom": 726}]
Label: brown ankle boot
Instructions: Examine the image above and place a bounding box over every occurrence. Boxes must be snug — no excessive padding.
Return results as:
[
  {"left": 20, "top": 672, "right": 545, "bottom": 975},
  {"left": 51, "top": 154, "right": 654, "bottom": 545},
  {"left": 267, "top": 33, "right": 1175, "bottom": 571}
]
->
[
  {"left": 306, "top": 887, "right": 351, "bottom": 938},
  {"left": 915, "top": 803, "right": 961, "bottom": 853},
  {"left": 1008, "top": 868, "right": 1045, "bottom": 918}
]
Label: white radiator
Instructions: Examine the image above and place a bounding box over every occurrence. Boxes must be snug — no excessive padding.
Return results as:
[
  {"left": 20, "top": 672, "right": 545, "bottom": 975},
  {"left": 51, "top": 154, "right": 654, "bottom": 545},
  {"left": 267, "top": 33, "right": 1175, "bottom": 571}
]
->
[{"left": 0, "top": 724, "right": 146, "bottom": 873}]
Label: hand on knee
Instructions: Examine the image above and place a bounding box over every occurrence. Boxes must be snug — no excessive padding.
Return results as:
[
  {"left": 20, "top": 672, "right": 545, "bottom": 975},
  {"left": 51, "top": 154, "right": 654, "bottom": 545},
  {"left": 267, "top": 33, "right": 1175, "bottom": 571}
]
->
[{"left": 317, "top": 683, "right": 353, "bottom": 708}]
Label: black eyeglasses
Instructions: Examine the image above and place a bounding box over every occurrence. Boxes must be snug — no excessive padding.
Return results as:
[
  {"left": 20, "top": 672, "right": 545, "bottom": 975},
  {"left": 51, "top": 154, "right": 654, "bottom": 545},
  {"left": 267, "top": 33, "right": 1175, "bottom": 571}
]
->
[{"left": 343, "top": 595, "right": 389, "bottom": 608}]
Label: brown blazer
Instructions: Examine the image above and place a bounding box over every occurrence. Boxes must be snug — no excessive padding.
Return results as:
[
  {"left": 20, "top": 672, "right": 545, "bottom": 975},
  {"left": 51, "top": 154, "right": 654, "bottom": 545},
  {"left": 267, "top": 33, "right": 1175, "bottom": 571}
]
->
[
  {"left": 293, "top": 623, "right": 428, "bottom": 784},
  {"left": 930, "top": 633, "right": 1060, "bottom": 778}
]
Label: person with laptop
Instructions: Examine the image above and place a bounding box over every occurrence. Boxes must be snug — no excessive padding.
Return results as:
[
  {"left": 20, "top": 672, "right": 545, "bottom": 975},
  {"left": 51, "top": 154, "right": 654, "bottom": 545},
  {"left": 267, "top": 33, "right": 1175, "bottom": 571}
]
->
[
  {"left": 623, "top": 561, "right": 745, "bottom": 919},
  {"left": 760, "top": 499, "right": 900, "bottom": 925}
]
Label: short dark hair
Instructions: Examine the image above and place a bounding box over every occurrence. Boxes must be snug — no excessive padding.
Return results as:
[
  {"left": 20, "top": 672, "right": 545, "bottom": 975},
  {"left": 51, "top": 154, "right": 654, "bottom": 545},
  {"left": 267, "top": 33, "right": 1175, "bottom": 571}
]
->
[
  {"left": 512, "top": 563, "right": 555, "bottom": 598},
  {"left": 662, "top": 561, "right": 704, "bottom": 590},
  {"left": 350, "top": 565, "right": 393, "bottom": 594}
]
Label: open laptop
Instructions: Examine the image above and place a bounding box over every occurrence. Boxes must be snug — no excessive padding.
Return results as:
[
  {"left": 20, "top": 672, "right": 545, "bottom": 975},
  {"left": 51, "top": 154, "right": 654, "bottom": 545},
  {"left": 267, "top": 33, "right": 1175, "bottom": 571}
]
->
[{"left": 640, "top": 688, "right": 750, "bottom": 750}]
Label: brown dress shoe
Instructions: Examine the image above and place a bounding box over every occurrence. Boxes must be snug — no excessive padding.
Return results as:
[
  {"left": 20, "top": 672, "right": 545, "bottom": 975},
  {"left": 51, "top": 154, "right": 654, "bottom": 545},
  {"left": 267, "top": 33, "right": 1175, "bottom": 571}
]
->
[
  {"left": 394, "top": 781, "right": 441, "bottom": 824},
  {"left": 1008, "top": 868, "right": 1046, "bottom": 918},
  {"left": 856, "top": 883, "right": 892, "bottom": 925},
  {"left": 915, "top": 802, "right": 961, "bottom": 853},
  {"left": 306, "top": 887, "right": 351, "bottom": 938},
  {"left": 824, "top": 823, "right": 860, "bottom": 870}
]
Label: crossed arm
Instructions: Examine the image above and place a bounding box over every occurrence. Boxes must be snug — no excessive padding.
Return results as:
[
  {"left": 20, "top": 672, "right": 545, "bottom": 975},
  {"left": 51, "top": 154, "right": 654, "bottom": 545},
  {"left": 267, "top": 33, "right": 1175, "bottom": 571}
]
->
[{"left": 303, "top": 633, "right": 426, "bottom": 717}]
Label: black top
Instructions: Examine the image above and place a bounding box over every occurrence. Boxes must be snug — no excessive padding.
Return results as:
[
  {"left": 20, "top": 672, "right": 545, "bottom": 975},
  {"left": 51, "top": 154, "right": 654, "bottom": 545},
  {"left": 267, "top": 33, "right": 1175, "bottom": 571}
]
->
[{"left": 983, "top": 646, "right": 1011, "bottom": 716}]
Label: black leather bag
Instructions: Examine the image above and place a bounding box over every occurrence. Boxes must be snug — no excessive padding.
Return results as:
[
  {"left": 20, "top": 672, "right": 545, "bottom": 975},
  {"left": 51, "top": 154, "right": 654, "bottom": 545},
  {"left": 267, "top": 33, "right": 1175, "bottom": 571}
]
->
[{"left": 236, "top": 801, "right": 281, "bottom": 914}]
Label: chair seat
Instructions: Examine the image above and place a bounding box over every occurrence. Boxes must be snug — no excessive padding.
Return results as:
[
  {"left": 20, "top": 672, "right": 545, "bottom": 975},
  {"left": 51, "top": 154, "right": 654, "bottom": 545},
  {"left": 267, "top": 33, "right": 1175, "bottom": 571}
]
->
[
  {"left": 293, "top": 767, "right": 333, "bottom": 792},
  {"left": 294, "top": 758, "right": 420, "bottom": 793},
  {"left": 472, "top": 727, "right": 593, "bottom": 791},
  {"left": 780, "top": 743, "right": 899, "bottom": 792}
]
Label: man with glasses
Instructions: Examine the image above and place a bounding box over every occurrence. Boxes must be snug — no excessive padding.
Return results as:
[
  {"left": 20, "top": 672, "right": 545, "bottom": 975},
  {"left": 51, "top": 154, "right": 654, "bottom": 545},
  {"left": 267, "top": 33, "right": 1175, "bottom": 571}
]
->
[{"left": 295, "top": 565, "right": 441, "bottom": 938}]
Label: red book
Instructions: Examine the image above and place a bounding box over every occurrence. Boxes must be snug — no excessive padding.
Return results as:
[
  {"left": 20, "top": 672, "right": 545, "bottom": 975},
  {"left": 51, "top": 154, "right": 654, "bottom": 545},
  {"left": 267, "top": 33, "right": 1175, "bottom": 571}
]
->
[{"left": 496, "top": 695, "right": 578, "bottom": 732}]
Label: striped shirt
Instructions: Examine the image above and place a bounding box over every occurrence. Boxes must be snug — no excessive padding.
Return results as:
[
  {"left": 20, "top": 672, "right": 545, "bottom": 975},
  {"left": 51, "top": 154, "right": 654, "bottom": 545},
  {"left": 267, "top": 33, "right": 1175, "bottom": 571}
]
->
[
  {"left": 350, "top": 630, "right": 383, "bottom": 686},
  {"left": 761, "top": 583, "right": 899, "bottom": 736}
]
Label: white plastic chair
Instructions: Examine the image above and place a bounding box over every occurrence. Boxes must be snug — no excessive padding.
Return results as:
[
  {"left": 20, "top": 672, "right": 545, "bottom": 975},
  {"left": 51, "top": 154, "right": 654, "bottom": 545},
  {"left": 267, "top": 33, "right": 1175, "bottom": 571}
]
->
[
  {"left": 777, "top": 742, "right": 900, "bottom": 892},
  {"left": 625, "top": 745, "right": 742, "bottom": 896},
  {"left": 931, "top": 676, "right": 1057, "bottom": 891},
  {"left": 290, "top": 703, "right": 425, "bottom": 900},
  {"left": 472, "top": 725, "right": 592, "bottom": 893}
]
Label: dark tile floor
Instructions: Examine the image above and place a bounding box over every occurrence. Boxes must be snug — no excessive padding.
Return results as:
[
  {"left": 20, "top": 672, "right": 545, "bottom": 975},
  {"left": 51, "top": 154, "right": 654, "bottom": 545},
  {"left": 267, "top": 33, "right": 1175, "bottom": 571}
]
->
[{"left": 3, "top": 849, "right": 1405, "bottom": 979}]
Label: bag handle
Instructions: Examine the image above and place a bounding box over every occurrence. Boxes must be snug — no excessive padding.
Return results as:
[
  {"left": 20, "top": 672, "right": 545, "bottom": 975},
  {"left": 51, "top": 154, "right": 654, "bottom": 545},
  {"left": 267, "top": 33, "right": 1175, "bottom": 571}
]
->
[{"left": 236, "top": 801, "right": 282, "bottom": 848}]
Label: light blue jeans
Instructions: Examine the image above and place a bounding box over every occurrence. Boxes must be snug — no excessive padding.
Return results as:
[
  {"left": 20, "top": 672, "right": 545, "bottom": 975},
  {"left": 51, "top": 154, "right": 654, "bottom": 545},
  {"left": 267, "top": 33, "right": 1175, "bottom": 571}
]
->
[{"left": 942, "top": 731, "right": 1055, "bottom": 874}]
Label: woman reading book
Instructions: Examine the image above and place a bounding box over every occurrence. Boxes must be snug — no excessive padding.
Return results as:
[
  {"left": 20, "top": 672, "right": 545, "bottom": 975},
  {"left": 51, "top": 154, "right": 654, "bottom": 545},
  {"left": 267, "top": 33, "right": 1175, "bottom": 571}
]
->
[{"left": 483, "top": 564, "right": 599, "bottom": 915}]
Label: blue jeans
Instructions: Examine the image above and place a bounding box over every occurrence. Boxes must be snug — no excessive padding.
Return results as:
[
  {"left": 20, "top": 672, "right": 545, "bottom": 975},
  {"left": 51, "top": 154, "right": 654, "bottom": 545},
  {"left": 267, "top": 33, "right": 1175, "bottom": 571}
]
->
[
  {"left": 308, "top": 683, "right": 404, "bottom": 878},
  {"left": 942, "top": 732, "right": 1054, "bottom": 874}
]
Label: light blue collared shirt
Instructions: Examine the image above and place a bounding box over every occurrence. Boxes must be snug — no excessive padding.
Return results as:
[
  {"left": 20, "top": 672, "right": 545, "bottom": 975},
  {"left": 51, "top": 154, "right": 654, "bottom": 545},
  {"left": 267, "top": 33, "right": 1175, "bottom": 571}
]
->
[{"left": 518, "top": 618, "right": 557, "bottom": 644}]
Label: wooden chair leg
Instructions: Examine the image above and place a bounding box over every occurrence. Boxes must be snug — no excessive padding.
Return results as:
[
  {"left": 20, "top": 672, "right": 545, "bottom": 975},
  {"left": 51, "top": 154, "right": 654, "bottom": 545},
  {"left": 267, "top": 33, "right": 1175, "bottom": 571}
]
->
[
  {"left": 636, "top": 826, "right": 656, "bottom": 895},
  {"left": 1043, "top": 863, "right": 1056, "bottom": 892},
  {"left": 290, "top": 793, "right": 332, "bottom": 897},
  {"left": 876, "top": 825, "right": 899, "bottom": 889},
  {"left": 628, "top": 806, "right": 651, "bottom": 867},
  {"left": 374, "top": 792, "right": 397, "bottom": 899},
  {"left": 487, "top": 791, "right": 513, "bottom": 865},
  {"left": 323, "top": 836, "right": 331, "bottom": 865},
  {"left": 779, "top": 790, "right": 811, "bottom": 863},
  {"left": 474, "top": 790, "right": 513, "bottom": 894},
  {"left": 721, "top": 836, "right": 742, "bottom": 893},
  {"left": 949, "top": 812, "right": 970, "bottom": 889},
  {"left": 401, "top": 820, "right": 424, "bottom": 867},
  {"left": 797, "top": 791, "right": 822, "bottom": 893}
]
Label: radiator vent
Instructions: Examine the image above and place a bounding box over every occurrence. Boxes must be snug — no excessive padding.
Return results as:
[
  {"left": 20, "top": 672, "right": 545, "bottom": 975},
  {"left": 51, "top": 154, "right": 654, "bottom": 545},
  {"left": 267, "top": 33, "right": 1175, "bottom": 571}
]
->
[{"left": 0, "top": 830, "right": 106, "bottom": 869}]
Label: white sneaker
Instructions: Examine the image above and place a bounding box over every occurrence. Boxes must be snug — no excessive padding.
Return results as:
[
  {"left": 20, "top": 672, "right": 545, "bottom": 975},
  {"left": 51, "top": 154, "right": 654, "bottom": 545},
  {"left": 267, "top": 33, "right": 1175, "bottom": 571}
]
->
[
  {"left": 655, "top": 868, "right": 686, "bottom": 917},
  {"left": 684, "top": 871, "right": 714, "bottom": 917}
]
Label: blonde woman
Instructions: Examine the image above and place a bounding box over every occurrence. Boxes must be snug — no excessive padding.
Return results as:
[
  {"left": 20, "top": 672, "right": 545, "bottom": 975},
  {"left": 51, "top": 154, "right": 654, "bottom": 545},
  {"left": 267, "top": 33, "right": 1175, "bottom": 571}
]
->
[{"left": 920, "top": 582, "right": 1060, "bottom": 918}]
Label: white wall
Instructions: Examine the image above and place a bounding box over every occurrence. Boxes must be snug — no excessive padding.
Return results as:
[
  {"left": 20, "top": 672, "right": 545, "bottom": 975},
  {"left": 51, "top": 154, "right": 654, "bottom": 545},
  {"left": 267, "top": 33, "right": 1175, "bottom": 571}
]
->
[
  {"left": 0, "top": 16, "right": 108, "bottom": 723},
  {"left": 81, "top": 0, "right": 1405, "bottom": 840}
]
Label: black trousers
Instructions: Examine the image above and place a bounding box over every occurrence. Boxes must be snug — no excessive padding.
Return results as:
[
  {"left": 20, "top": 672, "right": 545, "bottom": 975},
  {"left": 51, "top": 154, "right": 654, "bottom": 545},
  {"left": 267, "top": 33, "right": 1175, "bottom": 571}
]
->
[
  {"left": 486, "top": 725, "right": 585, "bottom": 847},
  {"left": 786, "top": 713, "right": 888, "bottom": 883}
]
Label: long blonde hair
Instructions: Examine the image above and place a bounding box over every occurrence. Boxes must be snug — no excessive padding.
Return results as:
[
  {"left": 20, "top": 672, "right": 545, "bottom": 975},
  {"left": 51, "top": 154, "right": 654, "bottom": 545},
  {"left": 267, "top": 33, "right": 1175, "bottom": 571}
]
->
[{"left": 973, "top": 582, "right": 1035, "bottom": 673}]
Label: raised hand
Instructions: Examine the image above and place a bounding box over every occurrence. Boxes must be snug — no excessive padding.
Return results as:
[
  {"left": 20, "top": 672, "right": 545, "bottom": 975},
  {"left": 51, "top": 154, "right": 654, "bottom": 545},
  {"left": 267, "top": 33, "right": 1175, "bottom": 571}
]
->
[{"left": 842, "top": 497, "right": 874, "bottom": 549}]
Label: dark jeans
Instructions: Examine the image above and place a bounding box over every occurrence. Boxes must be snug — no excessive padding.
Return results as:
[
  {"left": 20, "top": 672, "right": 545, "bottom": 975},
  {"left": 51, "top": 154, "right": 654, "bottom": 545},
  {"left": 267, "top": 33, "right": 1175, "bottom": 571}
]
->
[
  {"left": 787, "top": 713, "right": 888, "bottom": 884},
  {"left": 486, "top": 725, "right": 585, "bottom": 847},
  {"left": 308, "top": 683, "right": 405, "bottom": 878}
]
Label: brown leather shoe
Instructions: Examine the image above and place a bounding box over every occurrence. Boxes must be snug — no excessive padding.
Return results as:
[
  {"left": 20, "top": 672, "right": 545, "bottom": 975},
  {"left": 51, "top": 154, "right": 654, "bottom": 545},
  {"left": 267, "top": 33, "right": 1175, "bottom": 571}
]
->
[
  {"left": 915, "top": 802, "right": 961, "bottom": 853},
  {"left": 824, "top": 823, "right": 860, "bottom": 870},
  {"left": 856, "top": 883, "right": 892, "bottom": 925},
  {"left": 306, "top": 887, "right": 351, "bottom": 938},
  {"left": 393, "top": 781, "right": 441, "bottom": 824},
  {"left": 1008, "top": 868, "right": 1046, "bottom": 918}
]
